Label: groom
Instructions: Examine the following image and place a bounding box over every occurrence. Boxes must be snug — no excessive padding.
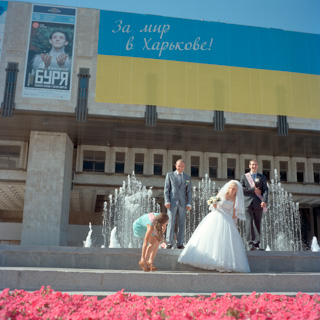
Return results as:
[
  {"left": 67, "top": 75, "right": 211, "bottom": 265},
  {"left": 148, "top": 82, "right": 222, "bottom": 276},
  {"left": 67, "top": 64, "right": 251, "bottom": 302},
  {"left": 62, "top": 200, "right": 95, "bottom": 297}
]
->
[
  {"left": 240, "top": 159, "right": 268, "bottom": 250},
  {"left": 164, "top": 159, "right": 192, "bottom": 249}
]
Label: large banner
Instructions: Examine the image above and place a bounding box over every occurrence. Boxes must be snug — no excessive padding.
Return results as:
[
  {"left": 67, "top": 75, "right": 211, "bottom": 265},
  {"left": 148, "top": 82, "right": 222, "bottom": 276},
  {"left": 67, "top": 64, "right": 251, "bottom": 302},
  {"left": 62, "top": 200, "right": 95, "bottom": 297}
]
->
[
  {"left": 96, "top": 11, "right": 320, "bottom": 119},
  {"left": 23, "top": 5, "right": 76, "bottom": 100},
  {"left": 0, "top": 1, "right": 8, "bottom": 63}
]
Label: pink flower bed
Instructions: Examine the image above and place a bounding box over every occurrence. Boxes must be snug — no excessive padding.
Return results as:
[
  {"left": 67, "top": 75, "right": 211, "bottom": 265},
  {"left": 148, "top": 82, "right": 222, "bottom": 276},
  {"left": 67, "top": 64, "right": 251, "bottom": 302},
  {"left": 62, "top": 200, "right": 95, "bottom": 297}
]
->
[{"left": 0, "top": 287, "right": 319, "bottom": 319}]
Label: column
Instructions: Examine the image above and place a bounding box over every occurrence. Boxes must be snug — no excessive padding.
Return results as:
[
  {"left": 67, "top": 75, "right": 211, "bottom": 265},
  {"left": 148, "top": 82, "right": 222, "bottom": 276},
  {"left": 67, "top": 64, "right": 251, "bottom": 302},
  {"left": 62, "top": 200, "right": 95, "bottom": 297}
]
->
[{"left": 21, "top": 131, "right": 73, "bottom": 246}]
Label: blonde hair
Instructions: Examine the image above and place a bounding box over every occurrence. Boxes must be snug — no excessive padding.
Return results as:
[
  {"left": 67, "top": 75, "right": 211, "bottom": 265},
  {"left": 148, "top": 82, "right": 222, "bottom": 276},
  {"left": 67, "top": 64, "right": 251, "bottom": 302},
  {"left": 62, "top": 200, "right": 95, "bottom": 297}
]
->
[{"left": 226, "top": 182, "right": 238, "bottom": 197}]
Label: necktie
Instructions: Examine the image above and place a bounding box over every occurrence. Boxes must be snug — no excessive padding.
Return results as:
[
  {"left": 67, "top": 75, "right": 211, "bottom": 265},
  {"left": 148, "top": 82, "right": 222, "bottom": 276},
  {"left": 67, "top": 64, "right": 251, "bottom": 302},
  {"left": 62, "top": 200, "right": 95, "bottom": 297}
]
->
[{"left": 178, "top": 173, "right": 182, "bottom": 186}]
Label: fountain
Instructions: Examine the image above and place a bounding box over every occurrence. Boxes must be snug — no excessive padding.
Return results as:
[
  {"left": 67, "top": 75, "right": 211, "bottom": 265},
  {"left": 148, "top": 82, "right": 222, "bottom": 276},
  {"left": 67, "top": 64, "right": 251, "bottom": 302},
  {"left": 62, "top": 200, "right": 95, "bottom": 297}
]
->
[
  {"left": 311, "top": 236, "right": 320, "bottom": 252},
  {"left": 96, "top": 170, "right": 303, "bottom": 251},
  {"left": 185, "top": 174, "right": 217, "bottom": 241},
  {"left": 83, "top": 222, "right": 93, "bottom": 247},
  {"left": 259, "top": 169, "right": 302, "bottom": 251},
  {"left": 101, "top": 172, "right": 160, "bottom": 248},
  {"left": 185, "top": 170, "right": 302, "bottom": 251},
  {"left": 109, "top": 227, "right": 121, "bottom": 248}
]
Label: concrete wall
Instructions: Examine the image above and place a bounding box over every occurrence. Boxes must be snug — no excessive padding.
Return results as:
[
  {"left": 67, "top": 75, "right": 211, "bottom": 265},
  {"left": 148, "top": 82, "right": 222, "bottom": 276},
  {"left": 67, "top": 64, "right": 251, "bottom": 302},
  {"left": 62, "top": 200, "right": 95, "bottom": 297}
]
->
[{"left": 21, "top": 131, "right": 73, "bottom": 246}]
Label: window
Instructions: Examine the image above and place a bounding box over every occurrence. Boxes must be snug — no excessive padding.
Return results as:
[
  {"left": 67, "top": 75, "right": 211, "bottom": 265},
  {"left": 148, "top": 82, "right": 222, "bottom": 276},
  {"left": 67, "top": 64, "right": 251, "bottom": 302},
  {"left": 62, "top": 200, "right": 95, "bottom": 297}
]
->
[
  {"left": 296, "top": 162, "right": 305, "bottom": 183},
  {"left": 244, "top": 159, "right": 251, "bottom": 173},
  {"left": 314, "top": 163, "right": 320, "bottom": 183},
  {"left": 95, "top": 195, "right": 108, "bottom": 213},
  {"left": 279, "top": 161, "right": 288, "bottom": 182},
  {"left": 0, "top": 145, "right": 21, "bottom": 169},
  {"left": 191, "top": 156, "right": 199, "bottom": 177},
  {"left": 227, "top": 159, "right": 236, "bottom": 179},
  {"left": 83, "top": 150, "right": 105, "bottom": 172},
  {"left": 115, "top": 152, "right": 125, "bottom": 173},
  {"left": 135, "top": 153, "right": 144, "bottom": 175},
  {"left": 262, "top": 160, "right": 271, "bottom": 180},
  {"left": 172, "top": 155, "right": 182, "bottom": 171},
  {"left": 154, "top": 154, "right": 163, "bottom": 176},
  {"left": 209, "top": 157, "right": 218, "bottom": 178}
]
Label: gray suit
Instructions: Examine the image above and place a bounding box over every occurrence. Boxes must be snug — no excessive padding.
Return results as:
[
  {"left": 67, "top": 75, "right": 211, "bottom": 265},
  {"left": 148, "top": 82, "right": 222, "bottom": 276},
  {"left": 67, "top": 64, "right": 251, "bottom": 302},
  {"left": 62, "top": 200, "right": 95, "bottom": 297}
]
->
[{"left": 164, "top": 171, "right": 192, "bottom": 247}]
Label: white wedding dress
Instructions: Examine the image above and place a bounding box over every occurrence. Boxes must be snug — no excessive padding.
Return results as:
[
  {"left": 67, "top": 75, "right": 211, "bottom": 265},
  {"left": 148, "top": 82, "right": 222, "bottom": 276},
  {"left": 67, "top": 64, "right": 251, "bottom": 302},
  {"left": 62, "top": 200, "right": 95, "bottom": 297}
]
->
[{"left": 178, "top": 199, "right": 250, "bottom": 273}]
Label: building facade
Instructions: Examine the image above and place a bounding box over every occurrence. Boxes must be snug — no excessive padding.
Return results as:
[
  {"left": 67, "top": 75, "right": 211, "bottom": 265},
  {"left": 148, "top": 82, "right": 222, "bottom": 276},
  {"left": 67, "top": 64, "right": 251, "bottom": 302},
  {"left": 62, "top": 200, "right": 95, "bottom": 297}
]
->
[{"left": 0, "top": 2, "right": 319, "bottom": 248}]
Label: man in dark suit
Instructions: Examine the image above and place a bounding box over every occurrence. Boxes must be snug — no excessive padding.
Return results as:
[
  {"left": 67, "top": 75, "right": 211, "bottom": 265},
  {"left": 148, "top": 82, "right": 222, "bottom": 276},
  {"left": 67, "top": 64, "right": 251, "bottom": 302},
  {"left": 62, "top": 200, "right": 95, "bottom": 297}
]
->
[
  {"left": 164, "top": 159, "right": 192, "bottom": 249},
  {"left": 240, "top": 159, "right": 268, "bottom": 250}
]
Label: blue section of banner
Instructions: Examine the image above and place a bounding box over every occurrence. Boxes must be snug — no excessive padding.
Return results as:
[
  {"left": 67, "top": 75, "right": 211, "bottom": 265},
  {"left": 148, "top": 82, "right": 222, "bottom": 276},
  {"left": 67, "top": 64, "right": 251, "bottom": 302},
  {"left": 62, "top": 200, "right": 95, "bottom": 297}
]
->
[{"left": 98, "top": 10, "right": 320, "bottom": 75}]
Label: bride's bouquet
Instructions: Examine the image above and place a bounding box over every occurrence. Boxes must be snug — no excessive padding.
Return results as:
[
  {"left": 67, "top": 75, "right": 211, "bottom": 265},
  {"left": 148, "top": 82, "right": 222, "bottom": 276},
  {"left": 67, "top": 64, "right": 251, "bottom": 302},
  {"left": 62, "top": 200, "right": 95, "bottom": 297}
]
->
[{"left": 207, "top": 196, "right": 221, "bottom": 205}]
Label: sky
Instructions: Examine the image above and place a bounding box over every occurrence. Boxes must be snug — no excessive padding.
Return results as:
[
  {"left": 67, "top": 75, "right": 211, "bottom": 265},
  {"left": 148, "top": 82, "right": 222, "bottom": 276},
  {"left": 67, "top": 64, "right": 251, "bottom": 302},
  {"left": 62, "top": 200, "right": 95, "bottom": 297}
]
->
[{"left": 6, "top": 0, "right": 320, "bottom": 34}]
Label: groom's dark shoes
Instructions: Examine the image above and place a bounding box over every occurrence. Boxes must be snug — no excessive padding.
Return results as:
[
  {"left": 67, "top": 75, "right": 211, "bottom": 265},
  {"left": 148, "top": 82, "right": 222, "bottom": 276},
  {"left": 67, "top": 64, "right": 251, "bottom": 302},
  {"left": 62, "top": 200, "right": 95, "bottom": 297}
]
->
[
  {"left": 177, "top": 245, "right": 184, "bottom": 249},
  {"left": 166, "top": 244, "right": 173, "bottom": 249}
]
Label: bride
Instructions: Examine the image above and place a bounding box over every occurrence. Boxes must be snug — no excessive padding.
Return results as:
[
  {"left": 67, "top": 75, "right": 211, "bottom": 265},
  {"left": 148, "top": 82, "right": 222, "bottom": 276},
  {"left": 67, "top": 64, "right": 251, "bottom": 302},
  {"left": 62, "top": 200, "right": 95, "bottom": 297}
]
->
[{"left": 178, "top": 180, "right": 250, "bottom": 273}]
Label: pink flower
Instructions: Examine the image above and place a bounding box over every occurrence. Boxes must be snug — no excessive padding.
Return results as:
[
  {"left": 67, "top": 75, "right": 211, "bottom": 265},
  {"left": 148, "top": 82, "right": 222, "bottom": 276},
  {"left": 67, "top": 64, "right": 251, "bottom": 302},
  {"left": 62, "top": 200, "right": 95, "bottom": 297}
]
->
[{"left": 0, "top": 288, "right": 319, "bottom": 319}]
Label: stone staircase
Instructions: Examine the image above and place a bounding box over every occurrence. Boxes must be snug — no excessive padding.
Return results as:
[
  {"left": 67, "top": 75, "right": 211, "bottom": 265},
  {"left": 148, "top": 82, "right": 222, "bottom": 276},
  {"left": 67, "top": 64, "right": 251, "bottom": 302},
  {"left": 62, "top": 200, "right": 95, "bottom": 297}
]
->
[{"left": 1, "top": 245, "right": 319, "bottom": 297}]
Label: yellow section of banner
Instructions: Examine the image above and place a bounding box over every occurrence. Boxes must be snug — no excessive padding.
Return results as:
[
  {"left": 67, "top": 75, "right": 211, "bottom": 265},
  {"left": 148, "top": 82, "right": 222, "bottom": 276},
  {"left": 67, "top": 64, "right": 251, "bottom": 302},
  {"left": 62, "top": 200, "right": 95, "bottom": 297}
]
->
[{"left": 96, "top": 55, "right": 320, "bottom": 119}]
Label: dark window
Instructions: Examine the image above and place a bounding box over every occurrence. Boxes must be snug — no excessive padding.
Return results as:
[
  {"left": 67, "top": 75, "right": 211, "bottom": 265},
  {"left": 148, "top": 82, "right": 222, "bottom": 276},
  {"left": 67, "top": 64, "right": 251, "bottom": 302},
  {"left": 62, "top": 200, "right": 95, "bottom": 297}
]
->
[
  {"left": 0, "top": 145, "right": 21, "bottom": 169},
  {"left": 135, "top": 153, "right": 144, "bottom": 175},
  {"left": 262, "top": 160, "right": 271, "bottom": 180},
  {"left": 280, "top": 161, "right": 288, "bottom": 182},
  {"left": 209, "top": 157, "right": 218, "bottom": 178},
  {"left": 314, "top": 164, "right": 320, "bottom": 183},
  {"left": 172, "top": 155, "right": 182, "bottom": 171},
  {"left": 83, "top": 150, "right": 105, "bottom": 172},
  {"left": 95, "top": 195, "right": 108, "bottom": 213},
  {"left": 227, "top": 159, "right": 236, "bottom": 179},
  {"left": 115, "top": 152, "right": 125, "bottom": 173},
  {"left": 244, "top": 159, "right": 250, "bottom": 173},
  {"left": 191, "top": 156, "right": 199, "bottom": 177},
  {"left": 154, "top": 154, "right": 163, "bottom": 175},
  {"left": 296, "top": 162, "right": 305, "bottom": 183}
]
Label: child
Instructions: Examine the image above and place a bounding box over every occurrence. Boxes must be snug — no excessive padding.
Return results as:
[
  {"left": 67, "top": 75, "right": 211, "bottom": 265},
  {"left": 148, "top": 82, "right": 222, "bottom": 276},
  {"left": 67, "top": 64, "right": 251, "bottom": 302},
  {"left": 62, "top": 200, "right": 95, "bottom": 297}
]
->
[{"left": 133, "top": 212, "right": 169, "bottom": 272}]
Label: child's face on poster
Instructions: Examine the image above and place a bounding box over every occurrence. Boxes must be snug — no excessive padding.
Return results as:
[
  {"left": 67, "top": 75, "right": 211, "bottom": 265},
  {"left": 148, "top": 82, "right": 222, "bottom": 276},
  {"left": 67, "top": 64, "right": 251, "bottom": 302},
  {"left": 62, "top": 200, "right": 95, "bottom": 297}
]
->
[{"left": 49, "top": 32, "right": 68, "bottom": 49}]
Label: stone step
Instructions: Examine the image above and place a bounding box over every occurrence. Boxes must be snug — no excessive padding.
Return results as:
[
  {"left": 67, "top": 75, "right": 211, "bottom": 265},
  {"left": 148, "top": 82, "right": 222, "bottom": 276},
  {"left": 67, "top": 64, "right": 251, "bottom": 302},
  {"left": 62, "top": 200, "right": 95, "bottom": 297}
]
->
[
  {"left": 1, "top": 245, "right": 320, "bottom": 273},
  {"left": 1, "top": 267, "right": 320, "bottom": 296}
]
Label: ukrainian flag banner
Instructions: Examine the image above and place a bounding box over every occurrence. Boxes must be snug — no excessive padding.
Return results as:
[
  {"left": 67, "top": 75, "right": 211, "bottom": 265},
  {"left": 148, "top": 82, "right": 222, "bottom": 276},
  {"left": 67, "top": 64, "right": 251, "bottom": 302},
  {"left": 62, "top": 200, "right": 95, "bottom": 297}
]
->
[{"left": 96, "top": 10, "right": 320, "bottom": 119}]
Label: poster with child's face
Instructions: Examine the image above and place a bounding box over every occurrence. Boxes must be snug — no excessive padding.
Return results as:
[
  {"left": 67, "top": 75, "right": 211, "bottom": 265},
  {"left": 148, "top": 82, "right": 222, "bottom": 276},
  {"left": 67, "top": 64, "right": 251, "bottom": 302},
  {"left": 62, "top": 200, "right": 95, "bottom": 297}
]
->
[{"left": 22, "top": 5, "right": 76, "bottom": 100}]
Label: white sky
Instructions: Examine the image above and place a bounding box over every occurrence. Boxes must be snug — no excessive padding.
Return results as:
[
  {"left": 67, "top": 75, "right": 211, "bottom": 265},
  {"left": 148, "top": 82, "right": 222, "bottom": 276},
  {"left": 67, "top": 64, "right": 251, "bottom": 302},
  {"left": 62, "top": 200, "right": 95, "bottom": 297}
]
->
[{"left": 6, "top": 0, "right": 320, "bottom": 34}]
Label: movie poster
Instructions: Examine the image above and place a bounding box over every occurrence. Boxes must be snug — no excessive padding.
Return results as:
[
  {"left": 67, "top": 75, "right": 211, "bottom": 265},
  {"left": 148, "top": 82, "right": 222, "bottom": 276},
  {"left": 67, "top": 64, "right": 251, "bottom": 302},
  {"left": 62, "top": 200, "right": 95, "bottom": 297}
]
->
[
  {"left": 23, "top": 5, "right": 76, "bottom": 100},
  {"left": 0, "top": 1, "right": 8, "bottom": 63}
]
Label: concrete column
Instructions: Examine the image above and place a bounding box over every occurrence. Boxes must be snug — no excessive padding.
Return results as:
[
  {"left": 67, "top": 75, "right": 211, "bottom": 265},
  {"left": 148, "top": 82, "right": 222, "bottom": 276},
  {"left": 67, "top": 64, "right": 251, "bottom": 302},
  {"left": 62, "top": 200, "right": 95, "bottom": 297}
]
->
[
  {"left": 126, "top": 148, "right": 134, "bottom": 174},
  {"left": 21, "top": 131, "right": 73, "bottom": 246}
]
